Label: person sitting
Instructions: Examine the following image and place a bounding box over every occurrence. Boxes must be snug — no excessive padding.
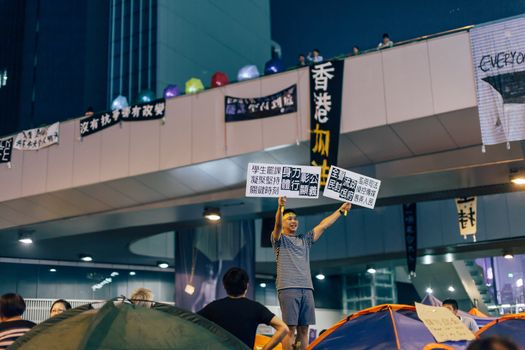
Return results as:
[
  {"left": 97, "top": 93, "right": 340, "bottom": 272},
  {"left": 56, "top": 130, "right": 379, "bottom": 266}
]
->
[
  {"left": 0, "top": 293, "right": 36, "bottom": 350},
  {"left": 352, "top": 46, "right": 360, "bottom": 55},
  {"left": 442, "top": 299, "right": 479, "bottom": 333},
  {"left": 307, "top": 49, "right": 323, "bottom": 64},
  {"left": 198, "top": 267, "right": 288, "bottom": 350},
  {"left": 377, "top": 33, "right": 394, "bottom": 49},
  {"left": 50, "top": 299, "right": 72, "bottom": 317},
  {"left": 298, "top": 54, "right": 307, "bottom": 66},
  {"left": 129, "top": 287, "right": 154, "bottom": 308}
]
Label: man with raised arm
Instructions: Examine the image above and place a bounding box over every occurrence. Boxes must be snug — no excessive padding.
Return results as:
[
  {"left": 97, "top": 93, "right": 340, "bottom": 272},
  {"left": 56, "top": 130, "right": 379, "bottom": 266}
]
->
[{"left": 272, "top": 196, "right": 351, "bottom": 350}]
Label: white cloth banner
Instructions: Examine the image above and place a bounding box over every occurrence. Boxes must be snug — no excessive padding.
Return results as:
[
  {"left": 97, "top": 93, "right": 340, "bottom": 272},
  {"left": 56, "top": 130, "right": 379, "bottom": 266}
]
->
[
  {"left": 470, "top": 16, "right": 525, "bottom": 146},
  {"left": 245, "top": 163, "right": 320, "bottom": 198},
  {"left": 14, "top": 122, "right": 60, "bottom": 150},
  {"left": 323, "top": 165, "right": 381, "bottom": 209},
  {"left": 455, "top": 196, "right": 477, "bottom": 237}
]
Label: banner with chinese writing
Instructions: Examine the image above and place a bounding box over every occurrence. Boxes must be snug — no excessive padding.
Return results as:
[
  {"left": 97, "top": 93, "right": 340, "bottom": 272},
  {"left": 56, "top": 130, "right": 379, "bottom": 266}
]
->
[
  {"left": 80, "top": 99, "right": 166, "bottom": 137},
  {"left": 309, "top": 60, "right": 344, "bottom": 186},
  {"left": 403, "top": 203, "right": 417, "bottom": 277},
  {"left": 246, "top": 162, "right": 320, "bottom": 199},
  {"left": 14, "top": 122, "right": 59, "bottom": 150},
  {"left": 455, "top": 196, "right": 477, "bottom": 237},
  {"left": 322, "top": 165, "right": 380, "bottom": 209},
  {"left": 224, "top": 85, "right": 297, "bottom": 122},
  {"left": 415, "top": 303, "right": 476, "bottom": 342},
  {"left": 471, "top": 16, "right": 525, "bottom": 146},
  {"left": 0, "top": 137, "right": 13, "bottom": 164}
]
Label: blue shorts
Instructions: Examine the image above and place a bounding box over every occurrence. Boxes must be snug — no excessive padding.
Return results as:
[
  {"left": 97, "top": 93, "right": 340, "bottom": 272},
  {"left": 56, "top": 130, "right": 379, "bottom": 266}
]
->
[{"left": 278, "top": 288, "right": 316, "bottom": 326}]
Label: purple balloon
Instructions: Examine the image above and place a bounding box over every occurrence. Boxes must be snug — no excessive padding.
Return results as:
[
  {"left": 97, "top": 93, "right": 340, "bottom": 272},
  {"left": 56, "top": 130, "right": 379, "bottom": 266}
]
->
[{"left": 163, "top": 84, "right": 181, "bottom": 99}]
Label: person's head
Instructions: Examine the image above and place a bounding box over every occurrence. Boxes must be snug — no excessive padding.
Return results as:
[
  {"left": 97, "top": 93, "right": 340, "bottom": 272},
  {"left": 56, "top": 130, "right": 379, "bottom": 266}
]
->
[
  {"left": 222, "top": 267, "right": 249, "bottom": 297},
  {"left": 466, "top": 336, "right": 521, "bottom": 350},
  {"left": 298, "top": 54, "right": 306, "bottom": 64},
  {"left": 313, "top": 49, "right": 320, "bottom": 57},
  {"left": 442, "top": 299, "right": 459, "bottom": 315},
  {"left": 130, "top": 288, "right": 154, "bottom": 308},
  {"left": 84, "top": 106, "right": 94, "bottom": 117},
  {"left": 50, "top": 299, "right": 72, "bottom": 317},
  {"left": 382, "top": 33, "right": 390, "bottom": 44},
  {"left": 282, "top": 208, "right": 298, "bottom": 235},
  {"left": 0, "top": 293, "right": 26, "bottom": 321},
  {"left": 352, "top": 46, "right": 360, "bottom": 55}
]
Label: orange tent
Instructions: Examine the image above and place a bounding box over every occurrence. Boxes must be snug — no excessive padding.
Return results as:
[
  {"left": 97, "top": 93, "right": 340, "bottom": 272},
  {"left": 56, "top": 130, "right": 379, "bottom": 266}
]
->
[
  {"left": 254, "top": 334, "right": 283, "bottom": 350},
  {"left": 468, "top": 307, "right": 489, "bottom": 317}
]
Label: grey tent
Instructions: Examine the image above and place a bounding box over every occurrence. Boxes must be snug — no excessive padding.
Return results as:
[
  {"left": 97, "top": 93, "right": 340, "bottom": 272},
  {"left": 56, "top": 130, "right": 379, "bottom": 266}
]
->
[{"left": 11, "top": 299, "right": 249, "bottom": 350}]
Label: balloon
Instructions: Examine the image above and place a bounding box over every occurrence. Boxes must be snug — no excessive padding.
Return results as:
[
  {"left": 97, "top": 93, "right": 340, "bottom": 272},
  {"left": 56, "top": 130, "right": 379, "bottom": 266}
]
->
[
  {"left": 111, "top": 95, "right": 129, "bottom": 110},
  {"left": 264, "top": 58, "right": 284, "bottom": 75},
  {"left": 211, "top": 72, "right": 229, "bottom": 87},
  {"left": 163, "top": 84, "right": 181, "bottom": 98},
  {"left": 237, "top": 65, "right": 260, "bottom": 81},
  {"left": 185, "top": 78, "right": 205, "bottom": 94},
  {"left": 137, "top": 90, "right": 156, "bottom": 103}
]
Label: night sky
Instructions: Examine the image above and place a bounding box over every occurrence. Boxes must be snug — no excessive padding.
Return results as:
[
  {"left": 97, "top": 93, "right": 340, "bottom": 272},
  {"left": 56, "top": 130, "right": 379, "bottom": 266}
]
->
[{"left": 270, "top": 0, "right": 525, "bottom": 67}]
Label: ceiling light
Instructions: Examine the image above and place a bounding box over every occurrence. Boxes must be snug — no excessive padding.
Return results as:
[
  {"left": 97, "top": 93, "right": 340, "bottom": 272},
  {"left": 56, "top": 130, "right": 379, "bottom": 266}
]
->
[
  {"left": 18, "top": 231, "right": 33, "bottom": 244},
  {"left": 80, "top": 255, "right": 93, "bottom": 262},
  {"left": 366, "top": 266, "right": 377, "bottom": 274},
  {"left": 510, "top": 171, "right": 525, "bottom": 185},
  {"left": 422, "top": 255, "right": 433, "bottom": 265},
  {"left": 504, "top": 253, "right": 514, "bottom": 259},
  {"left": 448, "top": 286, "right": 455, "bottom": 292},
  {"left": 49, "top": 268, "right": 56, "bottom": 272},
  {"left": 157, "top": 261, "right": 169, "bottom": 269},
  {"left": 425, "top": 287, "right": 433, "bottom": 294},
  {"left": 259, "top": 283, "right": 267, "bottom": 288},
  {"left": 203, "top": 207, "right": 221, "bottom": 221},
  {"left": 129, "top": 271, "right": 136, "bottom": 276},
  {"left": 315, "top": 274, "right": 325, "bottom": 280},
  {"left": 110, "top": 272, "right": 119, "bottom": 277},
  {"left": 517, "top": 278, "right": 523, "bottom": 288}
]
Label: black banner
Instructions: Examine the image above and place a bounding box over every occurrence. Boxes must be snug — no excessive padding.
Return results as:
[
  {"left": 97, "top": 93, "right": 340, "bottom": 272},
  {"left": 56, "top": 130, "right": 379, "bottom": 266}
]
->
[
  {"left": 80, "top": 99, "right": 166, "bottom": 137},
  {"left": 0, "top": 137, "right": 13, "bottom": 164},
  {"left": 403, "top": 203, "right": 417, "bottom": 277},
  {"left": 225, "top": 85, "right": 297, "bottom": 122},
  {"left": 309, "top": 60, "right": 344, "bottom": 186}
]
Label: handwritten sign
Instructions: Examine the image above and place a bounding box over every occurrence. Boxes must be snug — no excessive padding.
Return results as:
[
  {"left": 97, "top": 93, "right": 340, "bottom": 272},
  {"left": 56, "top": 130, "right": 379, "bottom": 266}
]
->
[
  {"left": 246, "top": 163, "right": 320, "bottom": 199},
  {"left": 415, "top": 303, "right": 476, "bottom": 342},
  {"left": 323, "top": 165, "right": 381, "bottom": 209}
]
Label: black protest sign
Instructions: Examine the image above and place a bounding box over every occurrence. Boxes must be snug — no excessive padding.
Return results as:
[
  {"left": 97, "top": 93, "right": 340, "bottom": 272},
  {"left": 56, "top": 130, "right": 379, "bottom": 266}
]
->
[
  {"left": 225, "top": 85, "right": 297, "bottom": 122},
  {"left": 0, "top": 137, "right": 13, "bottom": 164},
  {"left": 309, "top": 60, "right": 344, "bottom": 186}
]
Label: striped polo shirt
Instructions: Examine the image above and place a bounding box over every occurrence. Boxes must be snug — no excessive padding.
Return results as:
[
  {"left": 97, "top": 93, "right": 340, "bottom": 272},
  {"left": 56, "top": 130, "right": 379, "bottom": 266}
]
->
[
  {"left": 0, "top": 319, "right": 36, "bottom": 349},
  {"left": 272, "top": 230, "right": 314, "bottom": 291}
]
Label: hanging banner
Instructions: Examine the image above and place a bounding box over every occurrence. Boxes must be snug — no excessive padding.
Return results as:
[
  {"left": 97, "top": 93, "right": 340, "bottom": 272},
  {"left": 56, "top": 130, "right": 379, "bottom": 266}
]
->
[
  {"left": 455, "top": 196, "right": 477, "bottom": 237},
  {"left": 471, "top": 16, "right": 525, "bottom": 146},
  {"left": 0, "top": 137, "right": 13, "bottom": 164},
  {"left": 80, "top": 99, "right": 166, "bottom": 137},
  {"left": 415, "top": 303, "right": 476, "bottom": 342},
  {"left": 403, "top": 203, "right": 417, "bottom": 277},
  {"left": 309, "top": 60, "right": 344, "bottom": 186},
  {"left": 322, "top": 165, "right": 381, "bottom": 209},
  {"left": 224, "top": 85, "right": 297, "bottom": 122},
  {"left": 14, "top": 122, "right": 59, "bottom": 150},
  {"left": 245, "top": 162, "right": 320, "bottom": 199}
]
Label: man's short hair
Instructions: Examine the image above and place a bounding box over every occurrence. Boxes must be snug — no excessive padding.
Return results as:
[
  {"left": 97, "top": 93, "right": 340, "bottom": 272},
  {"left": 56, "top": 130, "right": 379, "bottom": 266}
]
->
[
  {"left": 382, "top": 33, "right": 390, "bottom": 39},
  {"left": 223, "top": 267, "right": 249, "bottom": 297},
  {"left": 130, "top": 288, "right": 154, "bottom": 307},
  {"left": 442, "top": 299, "right": 458, "bottom": 310},
  {"left": 282, "top": 209, "right": 297, "bottom": 217},
  {"left": 466, "top": 336, "right": 520, "bottom": 350},
  {"left": 0, "top": 293, "right": 26, "bottom": 318}
]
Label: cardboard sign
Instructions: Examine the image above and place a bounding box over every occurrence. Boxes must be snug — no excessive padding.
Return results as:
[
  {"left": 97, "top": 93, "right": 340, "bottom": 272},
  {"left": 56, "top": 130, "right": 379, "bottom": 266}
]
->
[
  {"left": 323, "top": 165, "right": 381, "bottom": 209},
  {"left": 455, "top": 197, "right": 477, "bottom": 237},
  {"left": 415, "top": 303, "right": 476, "bottom": 342},
  {"left": 246, "top": 163, "right": 321, "bottom": 198}
]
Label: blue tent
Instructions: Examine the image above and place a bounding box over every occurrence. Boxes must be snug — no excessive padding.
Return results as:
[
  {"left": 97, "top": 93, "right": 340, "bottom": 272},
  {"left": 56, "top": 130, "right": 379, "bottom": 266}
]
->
[
  {"left": 308, "top": 304, "right": 468, "bottom": 350},
  {"left": 477, "top": 313, "right": 525, "bottom": 348}
]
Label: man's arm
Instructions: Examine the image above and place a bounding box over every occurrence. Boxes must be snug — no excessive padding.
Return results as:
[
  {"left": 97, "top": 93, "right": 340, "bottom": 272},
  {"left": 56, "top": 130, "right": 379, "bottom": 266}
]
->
[
  {"left": 312, "top": 202, "right": 351, "bottom": 241},
  {"left": 262, "top": 316, "right": 289, "bottom": 350},
  {"left": 272, "top": 196, "right": 286, "bottom": 242}
]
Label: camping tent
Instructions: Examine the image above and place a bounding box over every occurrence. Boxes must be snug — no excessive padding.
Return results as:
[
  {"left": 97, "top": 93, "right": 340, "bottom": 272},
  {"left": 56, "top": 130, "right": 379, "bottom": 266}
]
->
[
  {"left": 476, "top": 313, "right": 525, "bottom": 348},
  {"left": 11, "top": 299, "right": 249, "bottom": 350},
  {"left": 421, "top": 294, "right": 496, "bottom": 328},
  {"left": 254, "top": 334, "right": 282, "bottom": 350},
  {"left": 308, "top": 304, "right": 468, "bottom": 350}
]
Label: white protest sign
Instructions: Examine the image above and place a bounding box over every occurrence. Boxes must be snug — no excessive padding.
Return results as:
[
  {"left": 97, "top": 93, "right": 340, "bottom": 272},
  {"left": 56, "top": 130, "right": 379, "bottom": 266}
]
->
[
  {"left": 246, "top": 163, "right": 321, "bottom": 199},
  {"left": 14, "top": 122, "right": 60, "bottom": 150},
  {"left": 322, "top": 165, "right": 381, "bottom": 209},
  {"left": 415, "top": 303, "right": 476, "bottom": 342}
]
